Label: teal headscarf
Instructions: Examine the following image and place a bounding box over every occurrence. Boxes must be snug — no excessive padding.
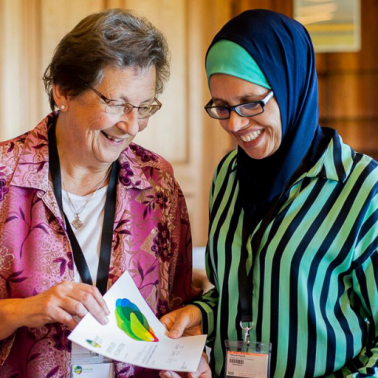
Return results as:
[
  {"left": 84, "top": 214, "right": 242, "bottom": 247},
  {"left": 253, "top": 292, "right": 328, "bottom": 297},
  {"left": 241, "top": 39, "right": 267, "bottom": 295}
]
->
[{"left": 206, "top": 40, "right": 271, "bottom": 89}]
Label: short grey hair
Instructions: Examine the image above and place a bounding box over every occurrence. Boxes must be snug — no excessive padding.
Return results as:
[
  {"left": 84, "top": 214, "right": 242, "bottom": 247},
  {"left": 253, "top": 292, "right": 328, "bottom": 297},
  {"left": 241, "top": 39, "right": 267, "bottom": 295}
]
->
[{"left": 43, "top": 8, "right": 170, "bottom": 110}]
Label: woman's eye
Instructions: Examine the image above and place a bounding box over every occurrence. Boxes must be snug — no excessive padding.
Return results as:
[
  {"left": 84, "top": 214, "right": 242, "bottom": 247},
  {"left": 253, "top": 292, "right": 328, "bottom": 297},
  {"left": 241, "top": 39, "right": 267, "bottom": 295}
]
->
[
  {"left": 243, "top": 102, "right": 259, "bottom": 110},
  {"left": 216, "top": 107, "right": 229, "bottom": 115},
  {"left": 108, "top": 101, "right": 125, "bottom": 108}
]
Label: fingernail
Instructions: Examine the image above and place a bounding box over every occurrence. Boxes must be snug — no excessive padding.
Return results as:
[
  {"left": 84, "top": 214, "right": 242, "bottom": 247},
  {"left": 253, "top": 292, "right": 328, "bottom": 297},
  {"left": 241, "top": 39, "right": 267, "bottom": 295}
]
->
[
  {"left": 105, "top": 306, "right": 111, "bottom": 316},
  {"left": 162, "top": 373, "right": 172, "bottom": 378},
  {"left": 101, "top": 317, "right": 109, "bottom": 325}
]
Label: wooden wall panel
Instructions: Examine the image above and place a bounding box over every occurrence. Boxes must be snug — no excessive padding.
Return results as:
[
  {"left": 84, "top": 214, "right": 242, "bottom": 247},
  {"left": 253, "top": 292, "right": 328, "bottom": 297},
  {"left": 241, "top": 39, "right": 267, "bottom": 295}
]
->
[
  {"left": 117, "top": 0, "right": 188, "bottom": 163},
  {"left": 0, "top": 0, "right": 105, "bottom": 141},
  {"left": 327, "top": 0, "right": 378, "bottom": 72},
  {"left": 231, "top": 0, "right": 292, "bottom": 17},
  {"left": 198, "top": 0, "right": 235, "bottom": 245},
  {"left": 0, "top": 0, "right": 42, "bottom": 141},
  {"left": 40, "top": 0, "right": 104, "bottom": 116},
  {"left": 326, "top": 74, "right": 378, "bottom": 119},
  {"left": 319, "top": 0, "right": 378, "bottom": 158}
]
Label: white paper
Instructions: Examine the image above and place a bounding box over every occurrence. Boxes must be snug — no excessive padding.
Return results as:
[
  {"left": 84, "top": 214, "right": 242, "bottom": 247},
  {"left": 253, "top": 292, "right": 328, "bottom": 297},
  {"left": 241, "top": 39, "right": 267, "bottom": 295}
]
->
[{"left": 68, "top": 271, "right": 207, "bottom": 372}]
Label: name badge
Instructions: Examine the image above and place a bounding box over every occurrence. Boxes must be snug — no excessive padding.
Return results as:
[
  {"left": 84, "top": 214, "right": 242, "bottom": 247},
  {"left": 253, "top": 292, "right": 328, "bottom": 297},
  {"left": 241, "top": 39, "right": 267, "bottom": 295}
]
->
[
  {"left": 71, "top": 363, "right": 114, "bottom": 378},
  {"left": 225, "top": 340, "right": 271, "bottom": 378},
  {"left": 71, "top": 342, "right": 114, "bottom": 378}
]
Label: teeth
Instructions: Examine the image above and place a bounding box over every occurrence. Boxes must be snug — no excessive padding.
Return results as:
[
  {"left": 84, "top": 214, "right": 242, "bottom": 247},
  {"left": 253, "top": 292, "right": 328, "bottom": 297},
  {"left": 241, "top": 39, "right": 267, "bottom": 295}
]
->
[
  {"left": 240, "top": 130, "right": 262, "bottom": 142},
  {"left": 104, "top": 132, "right": 123, "bottom": 142}
]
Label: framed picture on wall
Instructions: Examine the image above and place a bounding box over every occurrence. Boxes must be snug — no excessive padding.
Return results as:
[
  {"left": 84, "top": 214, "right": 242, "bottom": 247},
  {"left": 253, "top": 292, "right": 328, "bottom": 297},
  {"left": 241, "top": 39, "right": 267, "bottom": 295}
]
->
[{"left": 293, "top": 0, "right": 361, "bottom": 52}]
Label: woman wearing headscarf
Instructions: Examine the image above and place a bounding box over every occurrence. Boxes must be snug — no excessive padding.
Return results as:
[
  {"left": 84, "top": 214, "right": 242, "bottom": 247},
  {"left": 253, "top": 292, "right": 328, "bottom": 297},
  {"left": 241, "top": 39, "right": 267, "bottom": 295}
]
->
[
  {"left": 160, "top": 9, "right": 378, "bottom": 378},
  {"left": 0, "top": 8, "right": 200, "bottom": 378}
]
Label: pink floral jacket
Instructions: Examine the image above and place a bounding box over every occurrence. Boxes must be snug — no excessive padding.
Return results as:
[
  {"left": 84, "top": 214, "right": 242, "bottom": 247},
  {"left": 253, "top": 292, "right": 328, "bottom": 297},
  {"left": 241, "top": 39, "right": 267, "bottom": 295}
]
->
[{"left": 0, "top": 113, "right": 201, "bottom": 378}]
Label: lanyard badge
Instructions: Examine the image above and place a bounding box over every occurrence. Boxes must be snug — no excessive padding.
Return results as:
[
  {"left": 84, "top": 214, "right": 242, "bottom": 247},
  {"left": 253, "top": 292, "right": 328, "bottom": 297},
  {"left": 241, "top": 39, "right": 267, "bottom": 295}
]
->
[
  {"left": 225, "top": 209, "right": 272, "bottom": 378},
  {"left": 48, "top": 117, "right": 117, "bottom": 378},
  {"left": 224, "top": 322, "right": 271, "bottom": 378},
  {"left": 48, "top": 122, "right": 118, "bottom": 295},
  {"left": 71, "top": 343, "right": 114, "bottom": 377}
]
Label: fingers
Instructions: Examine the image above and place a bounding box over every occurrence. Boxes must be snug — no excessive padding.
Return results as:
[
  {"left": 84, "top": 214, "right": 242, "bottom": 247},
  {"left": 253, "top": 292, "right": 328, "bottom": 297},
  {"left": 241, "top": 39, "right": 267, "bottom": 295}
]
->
[
  {"left": 50, "top": 306, "right": 78, "bottom": 330},
  {"left": 160, "top": 309, "right": 180, "bottom": 330},
  {"left": 167, "top": 311, "right": 191, "bottom": 338},
  {"left": 60, "top": 282, "right": 110, "bottom": 325},
  {"left": 74, "top": 282, "right": 110, "bottom": 316},
  {"left": 166, "top": 305, "right": 202, "bottom": 339},
  {"left": 10, "top": 282, "right": 110, "bottom": 330}
]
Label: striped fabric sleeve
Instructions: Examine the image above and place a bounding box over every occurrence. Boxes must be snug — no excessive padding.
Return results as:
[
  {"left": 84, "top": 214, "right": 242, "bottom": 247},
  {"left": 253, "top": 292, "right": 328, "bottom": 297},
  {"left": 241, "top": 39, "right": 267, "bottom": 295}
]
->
[
  {"left": 192, "top": 169, "right": 220, "bottom": 344},
  {"left": 345, "top": 251, "right": 378, "bottom": 377},
  {"left": 192, "top": 243, "right": 220, "bottom": 343},
  {"left": 192, "top": 287, "right": 218, "bottom": 344}
]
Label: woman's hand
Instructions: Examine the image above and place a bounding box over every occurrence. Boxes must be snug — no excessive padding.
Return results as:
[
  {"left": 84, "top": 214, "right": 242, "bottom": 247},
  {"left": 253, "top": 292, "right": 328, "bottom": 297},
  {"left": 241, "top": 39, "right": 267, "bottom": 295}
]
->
[
  {"left": 159, "top": 305, "right": 211, "bottom": 377},
  {"left": 0, "top": 281, "right": 110, "bottom": 340},
  {"left": 160, "top": 304, "right": 202, "bottom": 338},
  {"left": 159, "top": 353, "right": 211, "bottom": 378}
]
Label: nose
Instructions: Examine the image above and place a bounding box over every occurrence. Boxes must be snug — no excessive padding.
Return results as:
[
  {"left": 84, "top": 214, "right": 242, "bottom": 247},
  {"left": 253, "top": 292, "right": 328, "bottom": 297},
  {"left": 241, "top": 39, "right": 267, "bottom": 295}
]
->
[
  {"left": 225, "top": 110, "right": 250, "bottom": 133},
  {"left": 116, "top": 109, "right": 140, "bottom": 136}
]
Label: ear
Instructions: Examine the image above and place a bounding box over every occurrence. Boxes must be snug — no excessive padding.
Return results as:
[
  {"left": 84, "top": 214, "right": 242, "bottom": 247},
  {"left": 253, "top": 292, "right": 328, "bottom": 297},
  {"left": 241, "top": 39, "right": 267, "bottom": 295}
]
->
[{"left": 52, "top": 83, "right": 69, "bottom": 111}]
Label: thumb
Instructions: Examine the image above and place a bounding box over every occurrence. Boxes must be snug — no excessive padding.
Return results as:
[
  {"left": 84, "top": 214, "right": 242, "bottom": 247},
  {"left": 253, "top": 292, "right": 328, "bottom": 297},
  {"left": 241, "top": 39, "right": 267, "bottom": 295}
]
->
[
  {"left": 168, "top": 312, "right": 192, "bottom": 339},
  {"left": 160, "top": 313, "right": 172, "bottom": 329}
]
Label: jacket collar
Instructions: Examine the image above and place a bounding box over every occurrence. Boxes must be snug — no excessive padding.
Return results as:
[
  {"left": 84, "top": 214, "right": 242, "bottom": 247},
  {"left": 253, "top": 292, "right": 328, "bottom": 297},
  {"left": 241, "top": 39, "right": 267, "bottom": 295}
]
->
[{"left": 298, "top": 129, "right": 355, "bottom": 184}]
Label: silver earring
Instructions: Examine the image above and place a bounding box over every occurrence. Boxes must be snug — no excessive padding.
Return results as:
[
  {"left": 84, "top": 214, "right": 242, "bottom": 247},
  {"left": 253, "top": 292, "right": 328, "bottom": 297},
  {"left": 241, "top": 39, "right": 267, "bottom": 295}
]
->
[{"left": 60, "top": 105, "right": 65, "bottom": 110}]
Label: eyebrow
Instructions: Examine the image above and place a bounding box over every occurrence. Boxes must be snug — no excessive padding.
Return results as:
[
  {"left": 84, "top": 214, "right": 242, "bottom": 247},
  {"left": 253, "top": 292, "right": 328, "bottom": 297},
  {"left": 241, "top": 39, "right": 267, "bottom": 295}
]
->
[
  {"left": 117, "top": 95, "right": 156, "bottom": 104},
  {"left": 212, "top": 93, "right": 263, "bottom": 104}
]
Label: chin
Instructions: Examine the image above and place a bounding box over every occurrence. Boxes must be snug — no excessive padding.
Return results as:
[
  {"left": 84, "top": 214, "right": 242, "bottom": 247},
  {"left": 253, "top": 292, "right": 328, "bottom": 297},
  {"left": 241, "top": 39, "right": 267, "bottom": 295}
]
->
[{"left": 243, "top": 149, "right": 270, "bottom": 160}]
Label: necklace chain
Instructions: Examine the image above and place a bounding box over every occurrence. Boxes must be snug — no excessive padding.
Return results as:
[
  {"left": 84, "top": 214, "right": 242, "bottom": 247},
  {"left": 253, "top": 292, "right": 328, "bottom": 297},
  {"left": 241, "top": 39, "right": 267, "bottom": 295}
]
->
[{"left": 64, "top": 167, "right": 112, "bottom": 230}]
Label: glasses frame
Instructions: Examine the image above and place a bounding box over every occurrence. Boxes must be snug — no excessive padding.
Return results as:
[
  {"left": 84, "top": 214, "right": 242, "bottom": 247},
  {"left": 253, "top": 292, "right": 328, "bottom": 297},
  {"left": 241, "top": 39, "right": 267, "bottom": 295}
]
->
[
  {"left": 86, "top": 84, "right": 162, "bottom": 119},
  {"left": 205, "top": 90, "right": 274, "bottom": 120}
]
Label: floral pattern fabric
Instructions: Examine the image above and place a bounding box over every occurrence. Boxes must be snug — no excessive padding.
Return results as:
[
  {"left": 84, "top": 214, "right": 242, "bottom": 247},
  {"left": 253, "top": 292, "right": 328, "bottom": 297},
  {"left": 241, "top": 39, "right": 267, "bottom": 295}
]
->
[{"left": 0, "top": 113, "right": 201, "bottom": 378}]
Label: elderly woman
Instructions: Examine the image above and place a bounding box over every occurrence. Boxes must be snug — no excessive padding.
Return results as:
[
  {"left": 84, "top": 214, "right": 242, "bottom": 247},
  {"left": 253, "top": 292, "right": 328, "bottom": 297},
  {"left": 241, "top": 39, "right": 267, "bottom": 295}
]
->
[
  {"left": 0, "top": 8, "right": 200, "bottom": 378},
  {"left": 161, "top": 9, "right": 378, "bottom": 378}
]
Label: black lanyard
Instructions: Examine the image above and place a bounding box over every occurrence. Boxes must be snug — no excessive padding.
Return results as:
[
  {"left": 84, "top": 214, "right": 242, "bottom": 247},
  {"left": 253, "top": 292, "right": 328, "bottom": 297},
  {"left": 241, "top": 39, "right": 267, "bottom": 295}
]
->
[
  {"left": 237, "top": 128, "right": 332, "bottom": 326},
  {"left": 48, "top": 123, "right": 118, "bottom": 295},
  {"left": 237, "top": 184, "right": 289, "bottom": 324}
]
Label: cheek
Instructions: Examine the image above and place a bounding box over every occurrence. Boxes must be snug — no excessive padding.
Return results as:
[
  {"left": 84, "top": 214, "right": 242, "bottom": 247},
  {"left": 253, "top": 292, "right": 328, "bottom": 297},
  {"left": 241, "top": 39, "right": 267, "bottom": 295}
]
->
[
  {"left": 272, "top": 123, "right": 282, "bottom": 151},
  {"left": 138, "top": 120, "right": 149, "bottom": 132},
  {"left": 219, "top": 120, "right": 229, "bottom": 132}
]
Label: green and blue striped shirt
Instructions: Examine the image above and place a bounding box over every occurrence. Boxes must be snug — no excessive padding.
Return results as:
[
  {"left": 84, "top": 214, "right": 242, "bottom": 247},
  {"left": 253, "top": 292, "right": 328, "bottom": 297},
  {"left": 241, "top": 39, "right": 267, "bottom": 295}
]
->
[{"left": 194, "top": 130, "right": 378, "bottom": 377}]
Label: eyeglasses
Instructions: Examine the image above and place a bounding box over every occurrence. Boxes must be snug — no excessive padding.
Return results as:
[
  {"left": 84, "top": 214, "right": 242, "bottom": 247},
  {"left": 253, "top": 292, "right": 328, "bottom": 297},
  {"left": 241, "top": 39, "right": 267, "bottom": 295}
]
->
[
  {"left": 86, "top": 84, "right": 162, "bottom": 119},
  {"left": 204, "top": 91, "right": 274, "bottom": 120}
]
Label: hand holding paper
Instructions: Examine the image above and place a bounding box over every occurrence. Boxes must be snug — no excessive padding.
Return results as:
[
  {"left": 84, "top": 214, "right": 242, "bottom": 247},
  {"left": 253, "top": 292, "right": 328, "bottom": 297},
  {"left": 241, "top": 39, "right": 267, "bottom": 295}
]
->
[{"left": 68, "top": 271, "right": 207, "bottom": 372}]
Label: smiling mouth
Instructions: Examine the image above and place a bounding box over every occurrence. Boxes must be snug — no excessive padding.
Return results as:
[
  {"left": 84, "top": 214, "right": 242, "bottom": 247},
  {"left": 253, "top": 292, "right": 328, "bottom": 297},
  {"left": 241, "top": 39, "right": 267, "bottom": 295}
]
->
[
  {"left": 101, "top": 131, "right": 125, "bottom": 143},
  {"left": 239, "top": 129, "right": 263, "bottom": 142}
]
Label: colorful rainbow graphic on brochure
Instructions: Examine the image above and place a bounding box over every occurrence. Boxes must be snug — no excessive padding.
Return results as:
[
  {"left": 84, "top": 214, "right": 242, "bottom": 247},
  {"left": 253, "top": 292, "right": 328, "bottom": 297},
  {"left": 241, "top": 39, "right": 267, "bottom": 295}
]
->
[{"left": 115, "top": 298, "right": 159, "bottom": 342}]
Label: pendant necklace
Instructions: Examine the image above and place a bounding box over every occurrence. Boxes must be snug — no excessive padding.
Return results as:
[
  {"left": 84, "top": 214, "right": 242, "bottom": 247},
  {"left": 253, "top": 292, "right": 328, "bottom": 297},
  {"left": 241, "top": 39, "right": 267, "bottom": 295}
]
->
[{"left": 64, "top": 167, "right": 111, "bottom": 230}]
